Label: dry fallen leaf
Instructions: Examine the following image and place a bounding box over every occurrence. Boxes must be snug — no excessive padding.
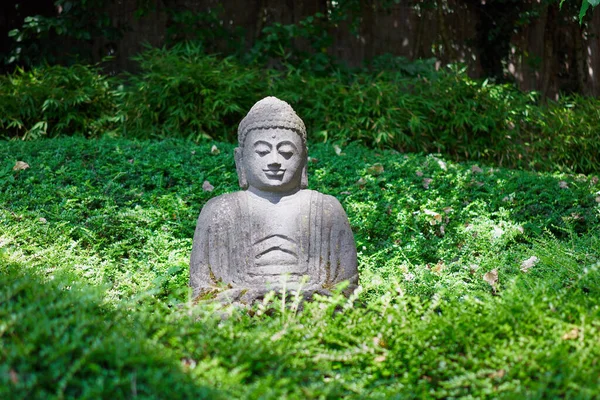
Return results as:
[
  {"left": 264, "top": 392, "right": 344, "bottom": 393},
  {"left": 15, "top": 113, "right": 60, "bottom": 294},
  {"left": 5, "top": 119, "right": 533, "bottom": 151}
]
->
[
  {"left": 9, "top": 369, "right": 18, "bottom": 384},
  {"left": 562, "top": 327, "right": 579, "bottom": 340},
  {"left": 488, "top": 369, "right": 506, "bottom": 379},
  {"left": 520, "top": 256, "right": 539, "bottom": 273},
  {"left": 432, "top": 261, "right": 445, "bottom": 273},
  {"left": 202, "top": 180, "right": 214, "bottom": 192},
  {"left": 367, "top": 164, "right": 384, "bottom": 176},
  {"left": 559, "top": 181, "right": 569, "bottom": 189},
  {"left": 356, "top": 177, "right": 367, "bottom": 186},
  {"left": 471, "top": 165, "right": 483, "bottom": 174},
  {"left": 210, "top": 145, "right": 220, "bottom": 155},
  {"left": 374, "top": 355, "right": 386, "bottom": 363},
  {"left": 333, "top": 145, "right": 342, "bottom": 156},
  {"left": 39, "top": 217, "right": 47, "bottom": 224},
  {"left": 483, "top": 269, "right": 498, "bottom": 290},
  {"left": 422, "top": 178, "right": 433, "bottom": 189},
  {"left": 13, "top": 161, "right": 29, "bottom": 171},
  {"left": 423, "top": 209, "right": 442, "bottom": 225},
  {"left": 416, "top": 170, "right": 424, "bottom": 177}
]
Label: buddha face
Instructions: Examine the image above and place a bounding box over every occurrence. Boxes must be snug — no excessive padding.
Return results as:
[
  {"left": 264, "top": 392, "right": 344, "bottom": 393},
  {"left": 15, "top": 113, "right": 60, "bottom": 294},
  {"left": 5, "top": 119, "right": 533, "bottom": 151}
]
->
[{"left": 238, "top": 128, "right": 306, "bottom": 193}]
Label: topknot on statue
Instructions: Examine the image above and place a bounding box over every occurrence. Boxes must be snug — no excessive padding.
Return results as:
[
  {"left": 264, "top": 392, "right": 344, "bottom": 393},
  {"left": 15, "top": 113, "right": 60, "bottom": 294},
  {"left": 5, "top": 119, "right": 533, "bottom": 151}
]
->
[{"left": 237, "top": 97, "right": 307, "bottom": 148}]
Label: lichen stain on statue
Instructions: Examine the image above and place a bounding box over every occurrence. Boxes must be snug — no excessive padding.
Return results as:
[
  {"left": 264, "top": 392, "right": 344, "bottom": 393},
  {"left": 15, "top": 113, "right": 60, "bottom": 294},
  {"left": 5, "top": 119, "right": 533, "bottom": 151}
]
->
[{"left": 190, "top": 97, "right": 358, "bottom": 303}]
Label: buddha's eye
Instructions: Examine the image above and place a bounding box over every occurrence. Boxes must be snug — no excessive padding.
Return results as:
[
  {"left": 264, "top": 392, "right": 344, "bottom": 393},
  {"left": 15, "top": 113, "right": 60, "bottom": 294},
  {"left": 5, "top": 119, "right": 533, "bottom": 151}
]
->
[
  {"left": 279, "top": 151, "right": 293, "bottom": 160},
  {"left": 254, "top": 144, "right": 271, "bottom": 157},
  {"left": 278, "top": 145, "right": 295, "bottom": 159},
  {"left": 255, "top": 149, "right": 270, "bottom": 157}
]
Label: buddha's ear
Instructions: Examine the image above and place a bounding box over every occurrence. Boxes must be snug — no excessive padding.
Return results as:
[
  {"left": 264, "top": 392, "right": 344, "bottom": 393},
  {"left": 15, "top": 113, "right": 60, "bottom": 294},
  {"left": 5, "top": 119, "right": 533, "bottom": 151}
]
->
[
  {"left": 300, "top": 160, "right": 308, "bottom": 189},
  {"left": 234, "top": 147, "right": 248, "bottom": 189}
]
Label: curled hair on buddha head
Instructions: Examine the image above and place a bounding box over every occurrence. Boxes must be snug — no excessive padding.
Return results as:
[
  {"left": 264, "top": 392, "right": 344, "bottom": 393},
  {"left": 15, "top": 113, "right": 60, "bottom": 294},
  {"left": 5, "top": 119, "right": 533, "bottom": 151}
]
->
[
  {"left": 235, "top": 96, "right": 309, "bottom": 190},
  {"left": 237, "top": 97, "right": 307, "bottom": 148}
]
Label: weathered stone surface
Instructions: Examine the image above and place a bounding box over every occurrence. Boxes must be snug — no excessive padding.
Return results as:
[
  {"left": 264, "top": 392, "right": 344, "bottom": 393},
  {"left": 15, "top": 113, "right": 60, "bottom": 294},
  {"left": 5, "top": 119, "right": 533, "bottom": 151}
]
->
[{"left": 190, "top": 97, "right": 358, "bottom": 302}]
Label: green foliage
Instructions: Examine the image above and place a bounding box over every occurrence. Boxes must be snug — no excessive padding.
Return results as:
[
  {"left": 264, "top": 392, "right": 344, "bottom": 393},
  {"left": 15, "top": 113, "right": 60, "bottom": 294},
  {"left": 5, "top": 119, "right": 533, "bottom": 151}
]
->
[
  {"left": 537, "top": 95, "right": 600, "bottom": 173},
  {"left": 122, "top": 43, "right": 262, "bottom": 141},
  {"left": 165, "top": 5, "right": 245, "bottom": 55},
  {"left": 2, "top": 46, "right": 599, "bottom": 173},
  {"left": 245, "top": 13, "right": 335, "bottom": 73},
  {"left": 1, "top": 137, "right": 600, "bottom": 398},
  {"left": 0, "top": 260, "right": 218, "bottom": 399},
  {"left": 277, "top": 65, "right": 599, "bottom": 173},
  {"left": 366, "top": 55, "right": 438, "bottom": 78},
  {"left": 0, "top": 64, "right": 121, "bottom": 139},
  {"left": 6, "top": 0, "right": 123, "bottom": 67},
  {"left": 577, "top": 0, "right": 599, "bottom": 23}
]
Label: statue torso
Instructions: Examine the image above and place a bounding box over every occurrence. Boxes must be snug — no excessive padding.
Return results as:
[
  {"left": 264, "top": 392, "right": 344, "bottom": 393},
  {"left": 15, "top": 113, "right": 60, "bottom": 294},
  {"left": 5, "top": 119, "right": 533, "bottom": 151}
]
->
[
  {"left": 246, "top": 190, "right": 311, "bottom": 280},
  {"left": 190, "top": 188, "right": 358, "bottom": 296}
]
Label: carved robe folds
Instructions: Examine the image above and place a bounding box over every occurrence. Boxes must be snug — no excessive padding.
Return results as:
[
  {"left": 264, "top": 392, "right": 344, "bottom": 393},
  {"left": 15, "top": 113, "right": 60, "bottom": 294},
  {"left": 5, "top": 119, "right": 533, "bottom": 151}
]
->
[{"left": 190, "top": 189, "right": 358, "bottom": 298}]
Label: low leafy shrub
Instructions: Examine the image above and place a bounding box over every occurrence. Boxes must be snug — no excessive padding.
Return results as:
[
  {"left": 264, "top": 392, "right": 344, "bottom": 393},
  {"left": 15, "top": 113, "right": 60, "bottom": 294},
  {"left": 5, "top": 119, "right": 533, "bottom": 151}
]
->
[
  {"left": 0, "top": 137, "right": 598, "bottom": 297},
  {"left": 115, "top": 47, "right": 600, "bottom": 174},
  {"left": 535, "top": 95, "right": 600, "bottom": 173},
  {"left": 275, "top": 65, "right": 600, "bottom": 174},
  {"left": 244, "top": 13, "right": 335, "bottom": 73},
  {"left": 0, "top": 64, "right": 121, "bottom": 139},
  {"left": 1, "top": 137, "right": 600, "bottom": 398},
  {"left": 2, "top": 45, "right": 599, "bottom": 173},
  {"left": 122, "top": 42, "right": 265, "bottom": 141}
]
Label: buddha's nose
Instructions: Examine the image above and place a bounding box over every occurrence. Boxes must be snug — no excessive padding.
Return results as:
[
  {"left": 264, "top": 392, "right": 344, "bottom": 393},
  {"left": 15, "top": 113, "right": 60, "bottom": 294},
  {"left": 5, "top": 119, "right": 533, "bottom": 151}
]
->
[{"left": 267, "top": 151, "right": 282, "bottom": 167}]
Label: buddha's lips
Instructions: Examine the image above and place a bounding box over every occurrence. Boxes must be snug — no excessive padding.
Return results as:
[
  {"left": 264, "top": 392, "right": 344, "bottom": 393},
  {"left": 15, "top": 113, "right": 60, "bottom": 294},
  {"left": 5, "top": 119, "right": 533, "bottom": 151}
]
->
[{"left": 263, "top": 169, "right": 285, "bottom": 178}]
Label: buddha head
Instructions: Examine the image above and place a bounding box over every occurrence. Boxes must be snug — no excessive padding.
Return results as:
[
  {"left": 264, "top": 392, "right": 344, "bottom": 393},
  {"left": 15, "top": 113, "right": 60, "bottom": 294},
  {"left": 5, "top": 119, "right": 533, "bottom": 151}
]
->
[{"left": 235, "top": 97, "right": 308, "bottom": 193}]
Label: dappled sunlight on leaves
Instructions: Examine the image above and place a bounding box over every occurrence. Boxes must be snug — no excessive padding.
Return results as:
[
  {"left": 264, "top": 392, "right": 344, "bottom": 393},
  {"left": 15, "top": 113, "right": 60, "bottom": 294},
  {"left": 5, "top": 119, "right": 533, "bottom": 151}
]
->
[{"left": 1, "top": 137, "right": 600, "bottom": 398}]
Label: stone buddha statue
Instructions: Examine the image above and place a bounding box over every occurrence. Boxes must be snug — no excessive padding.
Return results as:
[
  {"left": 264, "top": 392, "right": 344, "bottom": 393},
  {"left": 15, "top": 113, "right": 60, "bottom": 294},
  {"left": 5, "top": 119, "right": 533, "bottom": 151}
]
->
[{"left": 190, "top": 97, "right": 358, "bottom": 302}]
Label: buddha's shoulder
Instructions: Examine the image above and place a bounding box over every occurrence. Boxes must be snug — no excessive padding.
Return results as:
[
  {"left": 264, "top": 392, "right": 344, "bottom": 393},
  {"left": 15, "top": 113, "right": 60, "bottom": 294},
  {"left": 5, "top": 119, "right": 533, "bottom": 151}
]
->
[
  {"left": 301, "top": 189, "right": 345, "bottom": 211},
  {"left": 199, "top": 191, "right": 245, "bottom": 218}
]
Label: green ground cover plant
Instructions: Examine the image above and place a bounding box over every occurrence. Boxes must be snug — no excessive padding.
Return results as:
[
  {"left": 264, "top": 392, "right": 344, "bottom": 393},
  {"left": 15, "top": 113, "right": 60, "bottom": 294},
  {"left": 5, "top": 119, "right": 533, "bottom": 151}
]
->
[
  {"left": 1, "top": 137, "right": 599, "bottom": 398},
  {"left": 1, "top": 43, "right": 599, "bottom": 173}
]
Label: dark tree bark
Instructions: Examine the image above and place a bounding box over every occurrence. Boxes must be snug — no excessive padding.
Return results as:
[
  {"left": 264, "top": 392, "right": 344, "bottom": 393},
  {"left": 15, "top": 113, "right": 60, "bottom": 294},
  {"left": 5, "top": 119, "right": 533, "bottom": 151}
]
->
[{"left": 1, "top": 0, "right": 597, "bottom": 96}]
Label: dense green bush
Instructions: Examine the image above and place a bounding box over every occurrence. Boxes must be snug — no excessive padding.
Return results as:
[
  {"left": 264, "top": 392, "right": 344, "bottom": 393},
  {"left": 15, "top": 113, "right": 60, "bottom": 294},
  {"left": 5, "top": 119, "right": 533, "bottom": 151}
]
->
[
  {"left": 0, "top": 64, "right": 121, "bottom": 139},
  {"left": 122, "top": 43, "right": 263, "bottom": 141},
  {"left": 537, "top": 95, "right": 600, "bottom": 173},
  {"left": 1, "top": 45, "right": 599, "bottom": 173}
]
